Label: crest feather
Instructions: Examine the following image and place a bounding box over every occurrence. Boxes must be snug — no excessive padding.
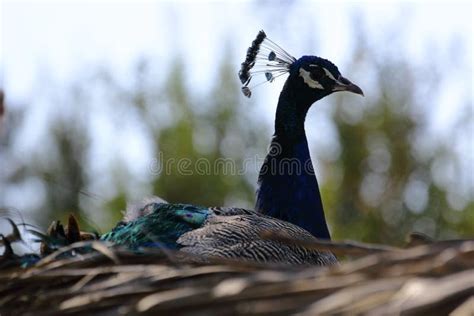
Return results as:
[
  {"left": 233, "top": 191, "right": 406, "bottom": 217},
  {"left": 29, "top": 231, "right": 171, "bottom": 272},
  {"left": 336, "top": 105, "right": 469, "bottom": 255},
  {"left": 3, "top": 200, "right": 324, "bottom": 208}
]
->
[{"left": 238, "top": 30, "right": 296, "bottom": 98}]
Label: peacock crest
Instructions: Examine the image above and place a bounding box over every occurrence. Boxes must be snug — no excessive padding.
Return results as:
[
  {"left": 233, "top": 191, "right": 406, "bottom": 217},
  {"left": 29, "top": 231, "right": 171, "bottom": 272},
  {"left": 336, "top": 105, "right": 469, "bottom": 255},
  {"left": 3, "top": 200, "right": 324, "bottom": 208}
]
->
[{"left": 238, "top": 30, "right": 296, "bottom": 98}]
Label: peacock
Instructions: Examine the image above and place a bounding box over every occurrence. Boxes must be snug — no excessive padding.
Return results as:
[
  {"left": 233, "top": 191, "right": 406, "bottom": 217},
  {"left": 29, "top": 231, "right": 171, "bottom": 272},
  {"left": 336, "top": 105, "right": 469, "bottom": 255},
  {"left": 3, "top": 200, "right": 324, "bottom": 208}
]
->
[
  {"left": 100, "top": 31, "right": 362, "bottom": 264},
  {"left": 3, "top": 31, "right": 362, "bottom": 266},
  {"left": 239, "top": 31, "right": 363, "bottom": 240}
]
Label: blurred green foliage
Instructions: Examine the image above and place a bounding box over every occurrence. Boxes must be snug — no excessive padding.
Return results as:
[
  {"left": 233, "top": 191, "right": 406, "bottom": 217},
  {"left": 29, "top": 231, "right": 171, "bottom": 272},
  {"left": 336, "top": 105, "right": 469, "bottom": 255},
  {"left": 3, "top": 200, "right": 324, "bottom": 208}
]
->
[
  {"left": 0, "top": 34, "right": 472, "bottom": 243},
  {"left": 325, "top": 59, "right": 473, "bottom": 243},
  {"left": 150, "top": 57, "right": 266, "bottom": 209}
]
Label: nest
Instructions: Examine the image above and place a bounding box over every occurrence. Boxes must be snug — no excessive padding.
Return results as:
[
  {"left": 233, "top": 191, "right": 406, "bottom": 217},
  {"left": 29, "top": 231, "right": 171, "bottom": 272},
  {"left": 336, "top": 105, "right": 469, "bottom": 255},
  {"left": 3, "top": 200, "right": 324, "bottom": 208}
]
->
[{"left": 1, "top": 230, "right": 473, "bottom": 316}]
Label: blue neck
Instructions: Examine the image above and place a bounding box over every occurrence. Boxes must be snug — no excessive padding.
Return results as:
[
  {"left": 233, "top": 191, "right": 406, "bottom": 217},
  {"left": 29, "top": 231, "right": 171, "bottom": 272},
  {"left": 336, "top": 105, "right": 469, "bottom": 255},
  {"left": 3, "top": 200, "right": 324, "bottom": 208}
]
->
[{"left": 255, "top": 79, "right": 331, "bottom": 239}]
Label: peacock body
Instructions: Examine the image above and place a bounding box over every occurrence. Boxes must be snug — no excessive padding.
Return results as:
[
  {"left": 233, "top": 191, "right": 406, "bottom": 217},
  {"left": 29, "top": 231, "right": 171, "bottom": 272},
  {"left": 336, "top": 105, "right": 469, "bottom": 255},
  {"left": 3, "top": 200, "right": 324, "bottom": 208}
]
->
[{"left": 100, "top": 202, "right": 337, "bottom": 265}]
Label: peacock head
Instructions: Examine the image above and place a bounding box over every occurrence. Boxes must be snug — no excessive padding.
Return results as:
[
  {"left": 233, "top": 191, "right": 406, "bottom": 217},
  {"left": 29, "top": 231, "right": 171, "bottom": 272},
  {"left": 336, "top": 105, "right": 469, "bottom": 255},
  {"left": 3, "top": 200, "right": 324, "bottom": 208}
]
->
[{"left": 239, "top": 31, "right": 363, "bottom": 103}]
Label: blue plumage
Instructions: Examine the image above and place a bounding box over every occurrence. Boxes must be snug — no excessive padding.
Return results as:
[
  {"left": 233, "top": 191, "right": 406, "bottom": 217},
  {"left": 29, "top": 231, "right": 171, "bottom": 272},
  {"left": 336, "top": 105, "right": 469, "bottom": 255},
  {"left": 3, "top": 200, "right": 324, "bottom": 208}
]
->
[
  {"left": 257, "top": 136, "right": 330, "bottom": 239},
  {"left": 242, "top": 32, "right": 364, "bottom": 240}
]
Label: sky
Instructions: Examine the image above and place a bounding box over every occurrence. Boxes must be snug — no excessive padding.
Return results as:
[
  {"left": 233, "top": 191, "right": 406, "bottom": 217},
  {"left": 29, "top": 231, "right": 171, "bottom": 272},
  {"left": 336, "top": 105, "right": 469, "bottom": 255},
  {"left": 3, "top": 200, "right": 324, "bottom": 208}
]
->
[
  {"left": 0, "top": 0, "right": 472, "bottom": 213},
  {"left": 2, "top": 1, "right": 471, "bottom": 139},
  {"left": 2, "top": 1, "right": 471, "bottom": 104}
]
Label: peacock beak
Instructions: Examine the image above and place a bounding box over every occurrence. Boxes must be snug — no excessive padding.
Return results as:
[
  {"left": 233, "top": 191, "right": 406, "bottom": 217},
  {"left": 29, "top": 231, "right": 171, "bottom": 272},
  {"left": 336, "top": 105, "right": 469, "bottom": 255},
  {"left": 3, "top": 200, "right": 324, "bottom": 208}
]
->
[{"left": 332, "top": 76, "right": 364, "bottom": 96}]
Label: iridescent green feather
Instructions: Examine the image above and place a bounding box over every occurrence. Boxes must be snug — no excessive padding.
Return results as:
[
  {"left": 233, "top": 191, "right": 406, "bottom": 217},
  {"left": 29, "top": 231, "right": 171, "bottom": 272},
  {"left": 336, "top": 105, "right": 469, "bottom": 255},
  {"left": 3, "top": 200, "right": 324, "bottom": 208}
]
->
[{"left": 100, "top": 203, "right": 211, "bottom": 250}]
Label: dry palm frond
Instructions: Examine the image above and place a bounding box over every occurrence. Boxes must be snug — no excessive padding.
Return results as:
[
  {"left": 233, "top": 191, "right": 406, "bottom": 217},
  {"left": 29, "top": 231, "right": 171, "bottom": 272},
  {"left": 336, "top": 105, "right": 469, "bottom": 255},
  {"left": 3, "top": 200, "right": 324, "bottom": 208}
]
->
[{"left": 1, "top": 233, "right": 473, "bottom": 315}]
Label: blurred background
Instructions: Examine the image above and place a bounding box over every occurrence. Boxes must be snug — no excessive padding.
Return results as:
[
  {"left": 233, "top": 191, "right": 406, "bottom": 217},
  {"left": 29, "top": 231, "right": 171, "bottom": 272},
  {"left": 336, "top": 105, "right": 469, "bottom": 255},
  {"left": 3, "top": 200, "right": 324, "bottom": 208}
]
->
[{"left": 0, "top": 0, "right": 472, "bottom": 244}]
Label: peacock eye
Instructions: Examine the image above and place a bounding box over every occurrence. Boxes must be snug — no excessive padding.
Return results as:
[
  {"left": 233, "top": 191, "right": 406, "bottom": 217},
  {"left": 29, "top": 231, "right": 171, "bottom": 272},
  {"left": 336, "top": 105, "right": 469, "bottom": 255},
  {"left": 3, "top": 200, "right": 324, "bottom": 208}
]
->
[{"left": 309, "top": 66, "right": 325, "bottom": 81}]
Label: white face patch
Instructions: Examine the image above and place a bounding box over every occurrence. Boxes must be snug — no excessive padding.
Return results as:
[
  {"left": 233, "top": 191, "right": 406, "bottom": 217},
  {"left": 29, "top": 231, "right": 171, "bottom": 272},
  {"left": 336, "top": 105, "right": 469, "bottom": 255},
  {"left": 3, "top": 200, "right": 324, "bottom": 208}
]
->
[
  {"left": 299, "top": 68, "right": 324, "bottom": 89},
  {"left": 309, "top": 64, "right": 342, "bottom": 83},
  {"left": 322, "top": 67, "right": 337, "bottom": 81}
]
